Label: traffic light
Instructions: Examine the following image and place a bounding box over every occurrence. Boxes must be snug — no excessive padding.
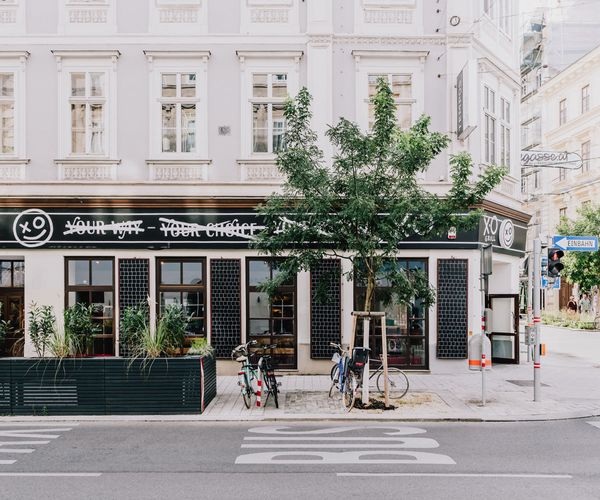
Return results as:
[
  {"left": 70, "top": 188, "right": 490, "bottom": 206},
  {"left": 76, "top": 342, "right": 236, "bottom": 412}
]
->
[{"left": 547, "top": 248, "right": 564, "bottom": 277}]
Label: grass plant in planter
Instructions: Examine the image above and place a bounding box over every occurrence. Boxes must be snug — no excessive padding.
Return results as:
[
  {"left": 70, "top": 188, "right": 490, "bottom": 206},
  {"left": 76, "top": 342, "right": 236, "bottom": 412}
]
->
[
  {"left": 28, "top": 303, "right": 56, "bottom": 358},
  {"left": 63, "top": 303, "right": 101, "bottom": 356}
]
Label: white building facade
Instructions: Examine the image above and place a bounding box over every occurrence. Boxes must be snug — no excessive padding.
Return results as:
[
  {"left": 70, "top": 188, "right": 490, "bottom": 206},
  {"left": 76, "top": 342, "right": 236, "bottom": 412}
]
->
[{"left": 0, "top": 0, "right": 525, "bottom": 373}]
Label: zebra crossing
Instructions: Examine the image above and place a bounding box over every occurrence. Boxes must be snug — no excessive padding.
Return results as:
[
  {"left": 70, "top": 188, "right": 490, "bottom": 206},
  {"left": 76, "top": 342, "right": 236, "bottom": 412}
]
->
[
  {"left": 0, "top": 423, "right": 77, "bottom": 466},
  {"left": 235, "top": 425, "right": 456, "bottom": 465}
]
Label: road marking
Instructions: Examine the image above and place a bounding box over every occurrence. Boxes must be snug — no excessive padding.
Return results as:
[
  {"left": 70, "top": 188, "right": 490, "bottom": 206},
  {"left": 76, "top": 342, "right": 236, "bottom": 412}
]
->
[
  {"left": 0, "top": 429, "right": 73, "bottom": 439},
  {"left": 241, "top": 439, "right": 439, "bottom": 449},
  {"left": 0, "top": 423, "right": 79, "bottom": 427},
  {"left": 0, "top": 473, "right": 102, "bottom": 477},
  {"left": 587, "top": 421, "right": 600, "bottom": 429},
  {"left": 236, "top": 450, "right": 456, "bottom": 465},
  {"left": 244, "top": 437, "right": 433, "bottom": 441},
  {"left": 0, "top": 426, "right": 75, "bottom": 467},
  {"left": 337, "top": 473, "right": 572, "bottom": 479},
  {"left": 247, "top": 426, "right": 427, "bottom": 436},
  {"left": 0, "top": 461, "right": 17, "bottom": 465},
  {"left": 0, "top": 449, "right": 35, "bottom": 454}
]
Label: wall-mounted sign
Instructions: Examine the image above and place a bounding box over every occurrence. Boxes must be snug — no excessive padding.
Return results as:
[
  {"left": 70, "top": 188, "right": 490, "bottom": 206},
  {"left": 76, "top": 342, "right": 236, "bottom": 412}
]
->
[
  {"left": 479, "top": 213, "right": 526, "bottom": 253},
  {"left": 520, "top": 150, "right": 582, "bottom": 170},
  {"left": 456, "top": 60, "right": 477, "bottom": 141}
]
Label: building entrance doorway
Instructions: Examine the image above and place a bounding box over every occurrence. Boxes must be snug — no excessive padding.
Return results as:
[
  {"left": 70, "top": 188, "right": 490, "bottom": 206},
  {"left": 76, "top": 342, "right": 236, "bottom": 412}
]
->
[{"left": 0, "top": 260, "right": 25, "bottom": 357}]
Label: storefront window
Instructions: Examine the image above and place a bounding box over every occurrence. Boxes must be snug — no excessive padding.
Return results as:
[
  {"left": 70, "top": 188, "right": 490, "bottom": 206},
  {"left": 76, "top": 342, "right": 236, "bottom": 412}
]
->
[
  {"left": 354, "top": 259, "right": 428, "bottom": 369},
  {"left": 65, "top": 258, "right": 114, "bottom": 356},
  {"left": 157, "top": 258, "right": 205, "bottom": 337},
  {"left": 246, "top": 259, "right": 296, "bottom": 369}
]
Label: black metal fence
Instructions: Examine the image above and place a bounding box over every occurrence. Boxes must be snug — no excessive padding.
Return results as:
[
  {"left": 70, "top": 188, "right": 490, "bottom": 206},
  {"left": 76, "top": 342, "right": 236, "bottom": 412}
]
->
[{"left": 0, "top": 356, "right": 216, "bottom": 416}]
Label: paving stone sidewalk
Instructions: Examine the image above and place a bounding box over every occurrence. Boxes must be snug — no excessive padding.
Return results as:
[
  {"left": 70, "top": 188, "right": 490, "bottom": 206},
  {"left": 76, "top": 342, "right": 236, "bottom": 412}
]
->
[{"left": 199, "top": 350, "right": 600, "bottom": 422}]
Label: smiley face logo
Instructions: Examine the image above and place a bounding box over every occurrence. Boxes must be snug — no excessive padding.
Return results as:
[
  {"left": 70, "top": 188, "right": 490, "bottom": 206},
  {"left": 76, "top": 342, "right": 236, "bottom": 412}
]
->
[
  {"left": 499, "top": 219, "right": 514, "bottom": 249},
  {"left": 13, "top": 209, "right": 54, "bottom": 248}
]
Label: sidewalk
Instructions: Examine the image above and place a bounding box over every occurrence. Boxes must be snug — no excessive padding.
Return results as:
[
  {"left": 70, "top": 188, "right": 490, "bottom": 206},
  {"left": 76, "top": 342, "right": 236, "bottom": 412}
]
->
[{"left": 3, "top": 326, "right": 599, "bottom": 423}]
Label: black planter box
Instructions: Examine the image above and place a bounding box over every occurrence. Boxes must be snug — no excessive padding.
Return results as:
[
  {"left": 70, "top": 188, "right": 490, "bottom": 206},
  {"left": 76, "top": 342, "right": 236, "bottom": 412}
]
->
[{"left": 0, "top": 356, "right": 216, "bottom": 416}]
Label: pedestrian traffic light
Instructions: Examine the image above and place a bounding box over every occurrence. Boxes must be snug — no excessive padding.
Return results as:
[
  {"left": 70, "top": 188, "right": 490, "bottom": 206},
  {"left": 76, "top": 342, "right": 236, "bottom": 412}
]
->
[{"left": 547, "top": 248, "right": 564, "bottom": 277}]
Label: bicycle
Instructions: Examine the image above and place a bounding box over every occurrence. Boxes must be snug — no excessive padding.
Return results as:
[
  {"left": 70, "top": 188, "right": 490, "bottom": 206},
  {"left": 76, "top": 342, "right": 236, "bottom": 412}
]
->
[
  {"left": 329, "top": 346, "right": 409, "bottom": 401},
  {"left": 232, "top": 340, "right": 280, "bottom": 409},
  {"left": 328, "top": 343, "right": 369, "bottom": 411}
]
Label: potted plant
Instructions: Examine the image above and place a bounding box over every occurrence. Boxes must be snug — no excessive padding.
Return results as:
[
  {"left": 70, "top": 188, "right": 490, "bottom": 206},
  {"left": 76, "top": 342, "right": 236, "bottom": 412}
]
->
[{"left": 63, "top": 303, "right": 101, "bottom": 356}]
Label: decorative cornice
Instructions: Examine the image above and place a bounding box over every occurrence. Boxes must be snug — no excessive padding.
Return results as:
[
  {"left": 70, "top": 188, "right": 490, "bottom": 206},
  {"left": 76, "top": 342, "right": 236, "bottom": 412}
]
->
[
  {"left": 143, "top": 50, "right": 211, "bottom": 60},
  {"left": 236, "top": 50, "right": 303, "bottom": 61},
  {"left": 334, "top": 35, "right": 446, "bottom": 46},
  {"left": 52, "top": 49, "right": 120, "bottom": 71},
  {"left": 352, "top": 49, "right": 429, "bottom": 64},
  {"left": 146, "top": 159, "right": 212, "bottom": 166},
  {"left": 54, "top": 158, "right": 121, "bottom": 166}
]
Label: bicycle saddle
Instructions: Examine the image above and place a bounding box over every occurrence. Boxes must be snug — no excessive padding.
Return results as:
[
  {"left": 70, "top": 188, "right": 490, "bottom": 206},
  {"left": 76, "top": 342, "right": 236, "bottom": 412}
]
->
[{"left": 236, "top": 355, "right": 248, "bottom": 362}]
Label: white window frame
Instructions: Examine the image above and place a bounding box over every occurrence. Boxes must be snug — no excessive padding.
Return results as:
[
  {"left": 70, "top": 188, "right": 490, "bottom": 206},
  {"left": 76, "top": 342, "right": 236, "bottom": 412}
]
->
[
  {"left": 353, "top": 50, "right": 426, "bottom": 133},
  {"left": 483, "top": 85, "right": 496, "bottom": 165},
  {"left": 145, "top": 51, "right": 210, "bottom": 160},
  {"left": 0, "top": 0, "right": 25, "bottom": 34},
  {"left": 497, "top": 0, "right": 511, "bottom": 36},
  {"left": 559, "top": 98, "right": 567, "bottom": 126},
  {"left": 54, "top": 51, "right": 119, "bottom": 160},
  {"left": 499, "top": 97, "right": 510, "bottom": 168},
  {"left": 148, "top": 0, "right": 207, "bottom": 35},
  {"left": 59, "top": 0, "right": 116, "bottom": 35},
  {"left": 581, "top": 140, "right": 591, "bottom": 172},
  {"left": 582, "top": 84, "right": 590, "bottom": 114},
  {"left": 0, "top": 52, "right": 28, "bottom": 161},
  {"left": 237, "top": 51, "right": 302, "bottom": 159}
]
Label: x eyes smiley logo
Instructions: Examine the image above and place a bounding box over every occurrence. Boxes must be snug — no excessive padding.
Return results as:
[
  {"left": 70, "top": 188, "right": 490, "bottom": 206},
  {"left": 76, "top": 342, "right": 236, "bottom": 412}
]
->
[{"left": 12, "top": 209, "right": 54, "bottom": 248}]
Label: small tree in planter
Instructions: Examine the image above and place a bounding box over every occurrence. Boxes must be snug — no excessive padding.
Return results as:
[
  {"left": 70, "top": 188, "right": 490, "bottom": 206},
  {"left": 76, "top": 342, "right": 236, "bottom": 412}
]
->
[
  {"left": 253, "top": 81, "right": 505, "bottom": 402},
  {"left": 28, "top": 303, "right": 56, "bottom": 358},
  {"left": 64, "top": 303, "right": 101, "bottom": 356}
]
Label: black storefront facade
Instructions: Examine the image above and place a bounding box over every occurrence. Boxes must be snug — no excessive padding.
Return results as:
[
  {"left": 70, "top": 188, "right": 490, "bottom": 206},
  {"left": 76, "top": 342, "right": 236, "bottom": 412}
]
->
[{"left": 0, "top": 198, "right": 528, "bottom": 373}]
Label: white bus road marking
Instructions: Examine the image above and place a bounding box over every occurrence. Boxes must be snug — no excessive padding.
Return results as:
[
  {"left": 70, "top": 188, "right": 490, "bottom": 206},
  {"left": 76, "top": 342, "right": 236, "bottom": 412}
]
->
[
  {"left": 0, "top": 441, "right": 50, "bottom": 446},
  {"left": 237, "top": 425, "right": 455, "bottom": 465},
  {"left": 241, "top": 439, "right": 440, "bottom": 449},
  {"left": 587, "top": 421, "right": 600, "bottom": 429},
  {"left": 337, "top": 473, "right": 572, "bottom": 479},
  {"left": 235, "top": 450, "right": 456, "bottom": 465},
  {"left": 0, "top": 460, "right": 17, "bottom": 465},
  {"left": 247, "top": 426, "right": 427, "bottom": 436}
]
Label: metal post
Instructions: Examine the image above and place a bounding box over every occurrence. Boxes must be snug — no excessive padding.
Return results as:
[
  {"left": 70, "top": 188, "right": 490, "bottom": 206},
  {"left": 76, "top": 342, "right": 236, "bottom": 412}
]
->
[
  {"left": 362, "top": 317, "right": 370, "bottom": 404},
  {"left": 527, "top": 251, "right": 533, "bottom": 363},
  {"left": 480, "top": 247, "right": 487, "bottom": 406},
  {"left": 481, "top": 352, "right": 486, "bottom": 406},
  {"left": 533, "top": 238, "right": 542, "bottom": 402}
]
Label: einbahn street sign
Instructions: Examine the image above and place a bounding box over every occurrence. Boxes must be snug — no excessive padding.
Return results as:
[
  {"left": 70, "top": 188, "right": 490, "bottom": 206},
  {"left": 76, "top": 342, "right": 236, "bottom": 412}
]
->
[{"left": 552, "top": 235, "right": 599, "bottom": 252}]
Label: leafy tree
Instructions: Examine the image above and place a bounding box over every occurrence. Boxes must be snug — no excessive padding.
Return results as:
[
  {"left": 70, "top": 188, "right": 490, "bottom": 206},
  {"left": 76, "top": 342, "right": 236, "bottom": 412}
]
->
[
  {"left": 556, "top": 204, "right": 600, "bottom": 291},
  {"left": 253, "top": 79, "right": 506, "bottom": 313}
]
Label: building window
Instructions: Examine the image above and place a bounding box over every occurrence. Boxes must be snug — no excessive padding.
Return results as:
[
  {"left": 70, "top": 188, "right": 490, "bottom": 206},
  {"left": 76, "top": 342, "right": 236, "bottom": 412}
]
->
[
  {"left": 65, "top": 258, "right": 114, "bottom": 356},
  {"left": 582, "top": 140, "right": 591, "bottom": 171},
  {"left": 368, "top": 73, "right": 413, "bottom": 130},
  {"left": 534, "top": 170, "right": 539, "bottom": 189},
  {"left": 69, "top": 71, "right": 106, "bottom": 155},
  {"left": 498, "top": 0, "right": 511, "bottom": 34},
  {"left": 559, "top": 207, "right": 567, "bottom": 219},
  {"left": 160, "top": 73, "right": 198, "bottom": 153},
  {"left": 483, "top": 87, "right": 496, "bottom": 164},
  {"left": 0, "top": 73, "right": 14, "bottom": 154},
  {"left": 251, "top": 73, "right": 287, "bottom": 154},
  {"left": 157, "top": 258, "right": 206, "bottom": 337},
  {"left": 246, "top": 258, "right": 296, "bottom": 369},
  {"left": 0, "top": 260, "right": 24, "bottom": 288},
  {"left": 559, "top": 166, "right": 566, "bottom": 181},
  {"left": 483, "top": 0, "right": 493, "bottom": 16},
  {"left": 559, "top": 98, "right": 567, "bottom": 126},
  {"left": 354, "top": 259, "right": 428, "bottom": 369},
  {"left": 582, "top": 84, "right": 590, "bottom": 114},
  {"left": 500, "top": 97, "right": 510, "bottom": 167}
]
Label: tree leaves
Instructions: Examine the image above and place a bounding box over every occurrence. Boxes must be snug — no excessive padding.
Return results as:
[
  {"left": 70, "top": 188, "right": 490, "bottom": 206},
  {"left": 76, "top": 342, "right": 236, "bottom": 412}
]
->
[{"left": 253, "top": 79, "right": 505, "bottom": 311}]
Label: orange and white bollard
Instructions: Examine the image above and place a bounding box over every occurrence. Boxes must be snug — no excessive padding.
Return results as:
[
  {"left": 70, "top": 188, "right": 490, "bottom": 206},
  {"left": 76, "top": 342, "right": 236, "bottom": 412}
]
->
[{"left": 256, "top": 375, "right": 262, "bottom": 407}]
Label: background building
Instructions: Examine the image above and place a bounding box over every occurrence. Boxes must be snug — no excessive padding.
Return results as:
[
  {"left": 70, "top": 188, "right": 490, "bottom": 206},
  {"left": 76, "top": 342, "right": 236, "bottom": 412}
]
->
[{"left": 0, "top": 0, "right": 524, "bottom": 372}]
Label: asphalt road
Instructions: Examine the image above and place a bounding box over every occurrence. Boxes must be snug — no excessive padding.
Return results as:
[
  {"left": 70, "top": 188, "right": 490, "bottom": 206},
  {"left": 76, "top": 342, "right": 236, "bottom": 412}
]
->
[{"left": 1, "top": 420, "right": 599, "bottom": 500}]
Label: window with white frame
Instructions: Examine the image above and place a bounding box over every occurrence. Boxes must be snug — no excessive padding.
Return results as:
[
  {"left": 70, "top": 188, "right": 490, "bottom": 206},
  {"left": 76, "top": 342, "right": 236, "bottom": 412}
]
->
[
  {"left": 160, "top": 73, "right": 198, "bottom": 153},
  {"left": 251, "top": 73, "right": 287, "bottom": 153},
  {"left": 484, "top": 86, "right": 496, "bottom": 164},
  {"left": 145, "top": 52, "right": 209, "bottom": 160},
  {"left": 367, "top": 73, "right": 413, "bottom": 130},
  {"left": 69, "top": 72, "right": 106, "bottom": 155},
  {"left": 582, "top": 140, "right": 591, "bottom": 172},
  {"left": 500, "top": 97, "right": 510, "bottom": 168},
  {"left": 582, "top": 84, "right": 590, "bottom": 114},
  {"left": 498, "top": 0, "right": 511, "bottom": 34},
  {"left": 483, "top": 0, "right": 493, "bottom": 17},
  {"left": 0, "top": 73, "right": 14, "bottom": 155},
  {"left": 559, "top": 98, "right": 567, "bottom": 126},
  {"left": 54, "top": 51, "right": 119, "bottom": 162}
]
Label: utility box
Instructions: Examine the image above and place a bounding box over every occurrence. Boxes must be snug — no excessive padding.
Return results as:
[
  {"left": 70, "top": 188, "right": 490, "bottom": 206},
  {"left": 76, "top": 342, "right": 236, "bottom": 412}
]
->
[
  {"left": 468, "top": 333, "right": 492, "bottom": 370},
  {"left": 483, "top": 308, "right": 493, "bottom": 334},
  {"left": 524, "top": 325, "right": 535, "bottom": 345}
]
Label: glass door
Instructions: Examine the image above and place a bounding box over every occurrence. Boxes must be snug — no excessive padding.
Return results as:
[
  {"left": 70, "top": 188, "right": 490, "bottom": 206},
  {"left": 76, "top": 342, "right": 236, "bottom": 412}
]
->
[{"left": 489, "top": 294, "right": 520, "bottom": 364}]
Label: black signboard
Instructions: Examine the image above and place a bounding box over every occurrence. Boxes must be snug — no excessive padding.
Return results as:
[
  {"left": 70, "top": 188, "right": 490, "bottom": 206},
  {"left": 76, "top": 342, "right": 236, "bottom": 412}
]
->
[{"left": 0, "top": 207, "right": 526, "bottom": 255}]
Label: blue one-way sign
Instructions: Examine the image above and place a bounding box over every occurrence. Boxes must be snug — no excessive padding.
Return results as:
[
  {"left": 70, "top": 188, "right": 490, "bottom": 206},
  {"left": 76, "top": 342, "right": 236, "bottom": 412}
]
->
[{"left": 552, "top": 235, "right": 599, "bottom": 252}]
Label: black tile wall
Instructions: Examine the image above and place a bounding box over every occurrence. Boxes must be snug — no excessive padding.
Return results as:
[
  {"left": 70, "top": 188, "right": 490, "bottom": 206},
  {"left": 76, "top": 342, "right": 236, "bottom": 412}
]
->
[
  {"left": 118, "top": 259, "right": 149, "bottom": 357},
  {"left": 437, "top": 259, "right": 468, "bottom": 358},
  {"left": 310, "top": 259, "right": 341, "bottom": 359},
  {"left": 210, "top": 259, "right": 241, "bottom": 359}
]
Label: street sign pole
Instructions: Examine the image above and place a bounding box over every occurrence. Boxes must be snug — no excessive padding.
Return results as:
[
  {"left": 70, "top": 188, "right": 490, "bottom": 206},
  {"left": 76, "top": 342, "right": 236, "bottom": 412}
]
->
[
  {"left": 533, "top": 238, "right": 542, "bottom": 402},
  {"left": 527, "top": 251, "right": 533, "bottom": 363}
]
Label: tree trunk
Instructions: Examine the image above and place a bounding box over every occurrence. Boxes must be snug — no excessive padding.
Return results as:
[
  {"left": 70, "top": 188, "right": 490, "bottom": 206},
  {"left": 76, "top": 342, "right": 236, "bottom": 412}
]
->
[{"left": 364, "top": 273, "right": 375, "bottom": 313}]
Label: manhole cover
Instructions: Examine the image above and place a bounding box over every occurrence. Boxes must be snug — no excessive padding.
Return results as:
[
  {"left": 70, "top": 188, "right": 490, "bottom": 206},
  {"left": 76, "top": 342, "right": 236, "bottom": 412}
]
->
[{"left": 506, "top": 379, "right": 550, "bottom": 387}]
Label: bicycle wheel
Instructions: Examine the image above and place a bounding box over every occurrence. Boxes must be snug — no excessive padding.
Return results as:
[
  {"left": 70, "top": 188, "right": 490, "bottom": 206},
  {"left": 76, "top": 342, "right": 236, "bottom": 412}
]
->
[
  {"left": 241, "top": 372, "right": 253, "bottom": 409},
  {"left": 342, "top": 372, "right": 358, "bottom": 412},
  {"left": 376, "top": 367, "right": 409, "bottom": 400},
  {"left": 269, "top": 373, "right": 279, "bottom": 409},
  {"left": 329, "top": 364, "right": 340, "bottom": 398}
]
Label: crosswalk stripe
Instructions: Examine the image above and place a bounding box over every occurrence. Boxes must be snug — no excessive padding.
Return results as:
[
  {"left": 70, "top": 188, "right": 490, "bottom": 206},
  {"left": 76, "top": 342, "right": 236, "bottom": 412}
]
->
[
  {"left": 0, "top": 460, "right": 17, "bottom": 465},
  {"left": 0, "top": 449, "right": 35, "bottom": 454}
]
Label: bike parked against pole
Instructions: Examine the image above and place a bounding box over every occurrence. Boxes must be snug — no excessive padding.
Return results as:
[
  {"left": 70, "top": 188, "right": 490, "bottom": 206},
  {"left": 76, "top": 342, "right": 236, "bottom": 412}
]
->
[{"left": 232, "top": 340, "right": 280, "bottom": 409}]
